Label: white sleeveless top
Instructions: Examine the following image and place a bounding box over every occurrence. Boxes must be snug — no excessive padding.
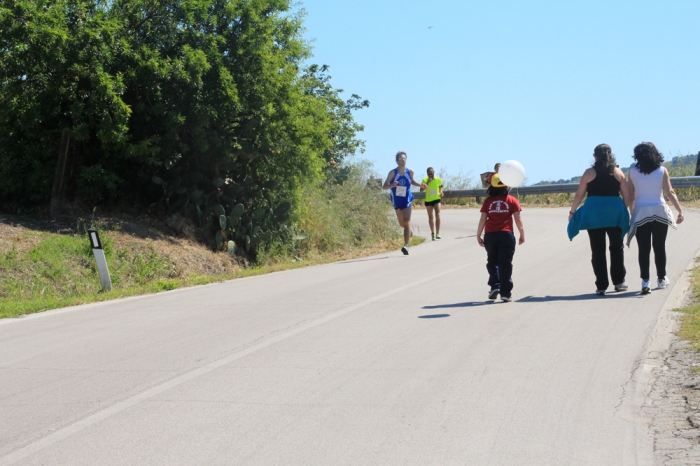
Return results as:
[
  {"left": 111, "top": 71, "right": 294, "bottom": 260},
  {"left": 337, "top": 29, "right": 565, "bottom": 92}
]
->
[
  {"left": 630, "top": 166, "right": 664, "bottom": 207},
  {"left": 627, "top": 166, "right": 676, "bottom": 246}
]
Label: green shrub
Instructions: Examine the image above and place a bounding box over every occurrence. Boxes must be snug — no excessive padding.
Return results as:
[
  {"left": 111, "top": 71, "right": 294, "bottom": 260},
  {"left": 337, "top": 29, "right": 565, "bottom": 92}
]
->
[{"left": 294, "top": 161, "right": 398, "bottom": 254}]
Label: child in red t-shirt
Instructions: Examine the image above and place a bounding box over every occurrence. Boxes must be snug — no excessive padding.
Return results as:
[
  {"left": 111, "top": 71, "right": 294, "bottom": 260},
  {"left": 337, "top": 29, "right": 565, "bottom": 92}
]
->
[{"left": 476, "top": 174, "right": 525, "bottom": 302}]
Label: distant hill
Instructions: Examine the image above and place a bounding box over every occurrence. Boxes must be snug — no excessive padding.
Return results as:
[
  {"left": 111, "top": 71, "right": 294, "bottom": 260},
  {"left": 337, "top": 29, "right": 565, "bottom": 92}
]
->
[
  {"left": 667, "top": 153, "right": 699, "bottom": 168},
  {"left": 533, "top": 153, "right": 698, "bottom": 186},
  {"left": 533, "top": 176, "right": 582, "bottom": 186}
]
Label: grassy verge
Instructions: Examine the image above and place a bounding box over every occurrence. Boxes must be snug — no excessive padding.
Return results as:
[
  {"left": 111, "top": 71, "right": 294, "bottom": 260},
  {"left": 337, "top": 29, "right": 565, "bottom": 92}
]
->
[
  {"left": 0, "top": 161, "right": 424, "bottom": 318},
  {"left": 414, "top": 157, "right": 700, "bottom": 209},
  {"left": 413, "top": 192, "right": 578, "bottom": 209},
  {"left": 0, "top": 226, "right": 423, "bottom": 319},
  {"left": 414, "top": 189, "right": 700, "bottom": 210},
  {"left": 678, "top": 257, "right": 700, "bottom": 350}
]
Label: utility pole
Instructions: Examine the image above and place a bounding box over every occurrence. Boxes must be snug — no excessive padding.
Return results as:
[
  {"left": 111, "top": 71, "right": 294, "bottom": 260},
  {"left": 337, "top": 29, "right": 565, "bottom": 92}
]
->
[{"left": 50, "top": 128, "right": 71, "bottom": 218}]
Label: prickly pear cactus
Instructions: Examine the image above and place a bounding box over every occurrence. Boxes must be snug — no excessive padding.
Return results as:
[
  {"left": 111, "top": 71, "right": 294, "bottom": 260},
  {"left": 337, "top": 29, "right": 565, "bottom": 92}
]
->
[{"left": 216, "top": 230, "right": 223, "bottom": 250}]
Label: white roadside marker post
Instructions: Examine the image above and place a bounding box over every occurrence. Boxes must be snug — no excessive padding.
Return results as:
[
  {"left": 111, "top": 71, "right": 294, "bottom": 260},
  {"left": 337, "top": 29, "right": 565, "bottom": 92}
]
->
[{"left": 87, "top": 228, "right": 112, "bottom": 292}]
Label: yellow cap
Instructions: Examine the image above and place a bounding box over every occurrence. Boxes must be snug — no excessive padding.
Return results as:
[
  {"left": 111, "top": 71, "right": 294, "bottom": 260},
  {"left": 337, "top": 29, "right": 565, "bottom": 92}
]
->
[{"left": 491, "top": 173, "right": 506, "bottom": 188}]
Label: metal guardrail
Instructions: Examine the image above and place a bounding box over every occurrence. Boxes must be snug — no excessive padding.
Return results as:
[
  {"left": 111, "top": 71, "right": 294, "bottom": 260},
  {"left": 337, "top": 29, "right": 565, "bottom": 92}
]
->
[{"left": 412, "top": 176, "right": 700, "bottom": 200}]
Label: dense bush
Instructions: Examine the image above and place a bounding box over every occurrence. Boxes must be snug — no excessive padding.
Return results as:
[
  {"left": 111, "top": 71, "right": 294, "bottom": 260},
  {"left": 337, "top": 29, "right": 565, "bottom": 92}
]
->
[
  {"left": 294, "top": 161, "right": 398, "bottom": 254},
  {"left": 0, "top": 0, "right": 368, "bottom": 256}
]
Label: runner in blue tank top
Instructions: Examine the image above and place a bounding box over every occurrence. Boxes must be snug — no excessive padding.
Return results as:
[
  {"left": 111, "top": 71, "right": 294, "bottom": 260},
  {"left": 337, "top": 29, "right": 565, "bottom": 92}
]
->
[{"left": 382, "top": 151, "right": 427, "bottom": 255}]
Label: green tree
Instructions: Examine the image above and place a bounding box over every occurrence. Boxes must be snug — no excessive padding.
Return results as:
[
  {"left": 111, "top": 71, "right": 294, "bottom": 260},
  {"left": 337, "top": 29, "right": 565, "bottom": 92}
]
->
[
  {"left": 0, "top": 0, "right": 368, "bottom": 256},
  {"left": 0, "top": 0, "right": 129, "bottom": 202}
]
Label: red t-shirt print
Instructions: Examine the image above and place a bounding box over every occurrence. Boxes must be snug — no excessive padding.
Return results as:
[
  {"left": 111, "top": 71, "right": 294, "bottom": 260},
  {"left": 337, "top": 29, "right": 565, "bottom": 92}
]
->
[{"left": 480, "top": 195, "right": 522, "bottom": 233}]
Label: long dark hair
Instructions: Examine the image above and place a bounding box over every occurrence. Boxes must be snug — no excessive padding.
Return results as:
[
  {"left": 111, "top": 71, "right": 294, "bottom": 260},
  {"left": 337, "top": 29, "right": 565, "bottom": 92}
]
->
[
  {"left": 592, "top": 144, "right": 616, "bottom": 176},
  {"left": 633, "top": 142, "right": 664, "bottom": 175},
  {"left": 487, "top": 185, "right": 509, "bottom": 196}
]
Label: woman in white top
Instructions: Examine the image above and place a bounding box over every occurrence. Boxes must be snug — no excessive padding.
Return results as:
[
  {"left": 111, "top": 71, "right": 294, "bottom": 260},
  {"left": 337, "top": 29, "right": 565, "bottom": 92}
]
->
[{"left": 627, "top": 142, "right": 684, "bottom": 294}]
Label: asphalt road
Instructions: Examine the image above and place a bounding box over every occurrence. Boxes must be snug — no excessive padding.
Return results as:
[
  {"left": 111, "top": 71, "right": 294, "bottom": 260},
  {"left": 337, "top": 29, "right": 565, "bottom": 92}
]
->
[{"left": 2, "top": 207, "right": 700, "bottom": 465}]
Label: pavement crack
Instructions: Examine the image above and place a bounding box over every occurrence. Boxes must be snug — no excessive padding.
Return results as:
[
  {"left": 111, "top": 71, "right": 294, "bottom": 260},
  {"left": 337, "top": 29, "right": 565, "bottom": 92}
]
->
[{"left": 614, "top": 354, "right": 644, "bottom": 415}]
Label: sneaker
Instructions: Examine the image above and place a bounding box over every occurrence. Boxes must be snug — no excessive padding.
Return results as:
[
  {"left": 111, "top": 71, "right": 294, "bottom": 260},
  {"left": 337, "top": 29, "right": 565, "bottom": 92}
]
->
[
  {"left": 401, "top": 246, "right": 409, "bottom": 255},
  {"left": 488, "top": 288, "right": 500, "bottom": 300},
  {"left": 501, "top": 296, "right": 512, "bottom": 302},
  {"left": 436, "top": 234, "right": 441, "bottom": 239},
  {"left": 431, "top": 233, "right": 435, "bottom": 241},
  {"left": 641, "top": 279, "right": 651, "bottom": 295},
  {"left": 657, "top": 277, "right": 670, "bottom": 289},
  {"left": 614, "top": 282, "right": 628, "bottom": 292},
  {"left": 595, "top": 290, "right": 606, "bottom": 296}
]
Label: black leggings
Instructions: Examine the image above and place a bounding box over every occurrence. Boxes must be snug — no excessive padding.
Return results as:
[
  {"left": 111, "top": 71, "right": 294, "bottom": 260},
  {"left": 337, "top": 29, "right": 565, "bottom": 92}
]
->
[
  {"left": 635, "top": 221, "right": 668, "bottom": 280},
  {"left": 587, "top": 227, "right": 625, "bottom": 290}
]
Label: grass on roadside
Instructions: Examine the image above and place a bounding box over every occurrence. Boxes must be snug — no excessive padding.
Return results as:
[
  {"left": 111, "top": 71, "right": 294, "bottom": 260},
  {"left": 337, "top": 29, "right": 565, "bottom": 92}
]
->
[
  {"left": 678, "top": 257, "right": 700, "bottom": 351},
  {"left": 414, "top": 186, "right": 700, "bottom": 210},
  {"left": 0, "top": 159, "right": 423, "bottom": 318},
  {"left": 414, "top": 156, "right": 700, "bottom": 209},
  {"left": 0, "top": 228, "right": 423, "bottom": 319}
]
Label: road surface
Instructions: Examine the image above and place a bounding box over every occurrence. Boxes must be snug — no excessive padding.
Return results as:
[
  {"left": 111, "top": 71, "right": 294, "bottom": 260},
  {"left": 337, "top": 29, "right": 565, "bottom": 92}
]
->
[{"left": 2, "top": 207, "right": 700, "bottom": 465}]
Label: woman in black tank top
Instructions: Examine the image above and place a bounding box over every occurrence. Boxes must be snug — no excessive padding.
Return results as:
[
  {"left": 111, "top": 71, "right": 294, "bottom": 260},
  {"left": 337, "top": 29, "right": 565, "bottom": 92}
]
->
[
  {"left": 586, "top": 169, "right": 621, "bottom": 197},
  {"left": 567, "top": 144, "right": 631, "bottom": 295}
]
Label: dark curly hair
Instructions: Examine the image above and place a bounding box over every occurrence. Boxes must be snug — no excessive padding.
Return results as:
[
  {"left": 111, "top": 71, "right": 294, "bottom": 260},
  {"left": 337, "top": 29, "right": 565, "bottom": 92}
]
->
[
  {"left": 633, "top": 142, "right": 664, "bottom": 175},
  {"left": 592, "top": 144, "right": 616, "bottom": 175}
]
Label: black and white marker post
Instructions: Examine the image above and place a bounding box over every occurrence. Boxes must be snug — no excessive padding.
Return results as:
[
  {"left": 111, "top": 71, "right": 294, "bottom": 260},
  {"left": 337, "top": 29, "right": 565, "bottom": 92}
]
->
[{"left": 87, "top": 228, "right": 112, "bottom": 292}]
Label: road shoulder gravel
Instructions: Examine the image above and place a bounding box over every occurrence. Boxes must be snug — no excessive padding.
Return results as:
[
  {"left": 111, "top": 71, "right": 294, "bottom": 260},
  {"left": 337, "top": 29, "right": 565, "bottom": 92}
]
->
[{"left": 640, "top": 256, "right": 700, "bottom": 465}]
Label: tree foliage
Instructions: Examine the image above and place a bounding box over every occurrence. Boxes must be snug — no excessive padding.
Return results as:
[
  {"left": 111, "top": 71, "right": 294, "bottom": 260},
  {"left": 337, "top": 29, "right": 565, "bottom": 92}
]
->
[{"left": 0, "top": 0, "right": 368, "bottom": 255}]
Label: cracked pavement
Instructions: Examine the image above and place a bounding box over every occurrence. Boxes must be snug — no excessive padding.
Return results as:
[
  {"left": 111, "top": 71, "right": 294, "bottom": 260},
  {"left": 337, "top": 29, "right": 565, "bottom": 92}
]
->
[{"left": 642, "top": 314, "right": 700, "bottom": 465}]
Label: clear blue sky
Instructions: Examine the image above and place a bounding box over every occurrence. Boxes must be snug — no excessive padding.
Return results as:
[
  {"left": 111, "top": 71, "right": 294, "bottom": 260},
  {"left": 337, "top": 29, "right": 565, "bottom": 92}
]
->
[{"left": 298, "top": 0, "right": 700, "bottom": 184}]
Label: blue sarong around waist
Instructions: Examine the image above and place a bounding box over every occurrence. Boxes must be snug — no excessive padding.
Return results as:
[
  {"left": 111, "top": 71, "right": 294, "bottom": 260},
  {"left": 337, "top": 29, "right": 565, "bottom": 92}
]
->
[{"left": 567, "top": 196, "right": 630, "bottom": 241}]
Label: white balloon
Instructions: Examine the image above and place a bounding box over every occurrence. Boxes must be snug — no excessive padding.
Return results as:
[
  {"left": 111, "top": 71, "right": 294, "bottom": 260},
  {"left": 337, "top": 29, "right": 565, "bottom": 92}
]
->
[{"left": 498, "top": 160, "right": 526, "bottom": 187}]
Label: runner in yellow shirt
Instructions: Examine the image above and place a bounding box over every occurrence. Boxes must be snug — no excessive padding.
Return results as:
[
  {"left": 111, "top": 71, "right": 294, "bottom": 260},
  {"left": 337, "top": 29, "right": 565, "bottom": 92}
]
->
[{"left": 421, "top": 167, "right": 444, "bottom": 240}]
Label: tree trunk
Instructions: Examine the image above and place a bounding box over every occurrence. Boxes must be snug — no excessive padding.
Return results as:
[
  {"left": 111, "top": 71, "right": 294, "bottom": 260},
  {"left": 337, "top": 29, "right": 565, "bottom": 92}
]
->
[
  {"left": 50, "top": 129, "right": 71, "bottom": 218},
  {"left": 695, "top": 151, "right": 700, "bottom": 176}
]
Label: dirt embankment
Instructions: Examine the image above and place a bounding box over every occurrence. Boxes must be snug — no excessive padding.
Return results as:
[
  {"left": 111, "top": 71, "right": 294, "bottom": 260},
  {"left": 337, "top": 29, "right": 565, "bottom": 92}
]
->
[{"left": 0, "top": 213, "right": 241, "bottom": 278}]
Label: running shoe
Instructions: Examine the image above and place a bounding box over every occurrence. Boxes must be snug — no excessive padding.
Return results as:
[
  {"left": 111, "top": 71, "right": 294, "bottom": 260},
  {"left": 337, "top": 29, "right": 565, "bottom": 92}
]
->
[
  {"left": 641, "top": 279, "right": 651, "bottom": 295},
  {"left": 614, "top": 282, "right": 628, "bottom": 292},
  {"left": 488, "top": 288, "right": 500, "bottom": 300},
  {"left": 595, "top": 290, "right": 606, "bottom": 296},
  {"left": 501, "top": 296, "right": 512, "bottom": 302},
  {"left": 431, "top": 233, "right": 435, "bottom": 241},
  {"left": 657, "top": 277, "right": 670, "bottom": 289},
  {"left": 436, "top": 234, "right": 441, "bottom": 239},
  {"left": 401, "top": 246, "right": 409, "bottom": 255}
]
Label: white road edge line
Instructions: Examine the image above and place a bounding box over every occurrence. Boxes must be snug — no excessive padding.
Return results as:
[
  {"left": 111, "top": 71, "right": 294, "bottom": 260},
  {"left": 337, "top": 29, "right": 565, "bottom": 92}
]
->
[
  {"left": 1, "top": 260, "right": 480, "bottom": 465},
  {"left": 1, "top": 235, "right": 558, "bottom": 464}
]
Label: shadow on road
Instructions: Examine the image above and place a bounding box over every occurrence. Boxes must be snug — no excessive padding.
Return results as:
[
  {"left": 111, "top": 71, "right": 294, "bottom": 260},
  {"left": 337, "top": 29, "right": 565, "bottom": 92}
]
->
[
  {"left": 517, "top": 291, "right": 642, "bottom": 302},
  {"left": 422, "top": 301, "right": 494, "bottom": 309},
  {"left": 418, "top": 314, "right": 451, "bottom": 319}
]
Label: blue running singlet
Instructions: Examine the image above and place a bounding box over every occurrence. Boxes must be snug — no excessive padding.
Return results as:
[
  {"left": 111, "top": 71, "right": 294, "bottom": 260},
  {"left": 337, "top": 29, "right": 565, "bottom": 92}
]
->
[{"left": 390, "top": 167, "right": 413, "bottom": 210}]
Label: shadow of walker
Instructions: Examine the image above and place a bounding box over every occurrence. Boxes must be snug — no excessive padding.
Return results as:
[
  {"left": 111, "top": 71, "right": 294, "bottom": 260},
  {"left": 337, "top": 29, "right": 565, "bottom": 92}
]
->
[
  {"left": 422, "top": 301, "right": 496, "bottom": 310},
  {"left": 422, "top": 291, "right": 642, "bottom": 309},
  {"left": 517, "top": 291, "right": 642, "bottom": 302}
]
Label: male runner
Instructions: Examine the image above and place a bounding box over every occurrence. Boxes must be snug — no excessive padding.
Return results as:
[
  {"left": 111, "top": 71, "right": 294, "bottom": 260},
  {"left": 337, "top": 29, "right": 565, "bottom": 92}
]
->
[
  {"left": 420, "top": 167, "right": 443, "bottom": 240},
  {"left": 383, "top": 151, "right": 427, "bottom": 255}
]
